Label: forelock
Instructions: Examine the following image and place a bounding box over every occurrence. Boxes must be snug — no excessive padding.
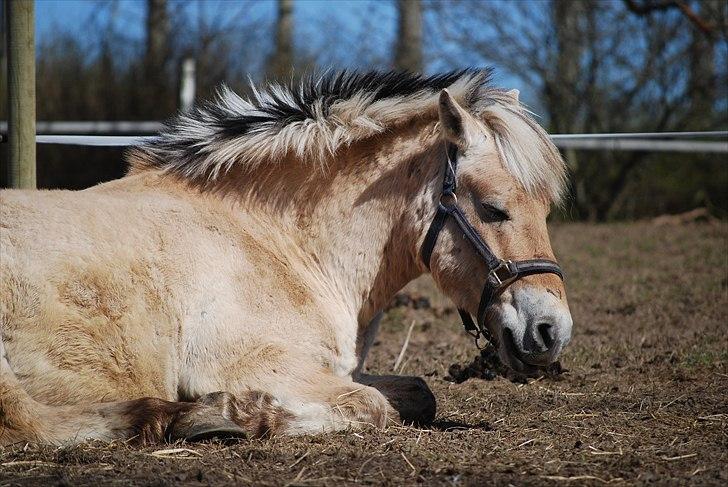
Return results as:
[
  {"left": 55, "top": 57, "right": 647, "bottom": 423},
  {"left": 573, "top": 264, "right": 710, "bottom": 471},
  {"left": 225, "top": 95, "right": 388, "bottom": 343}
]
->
[{"left": 471, "top": 89, "right": 567, "bottom": 204}]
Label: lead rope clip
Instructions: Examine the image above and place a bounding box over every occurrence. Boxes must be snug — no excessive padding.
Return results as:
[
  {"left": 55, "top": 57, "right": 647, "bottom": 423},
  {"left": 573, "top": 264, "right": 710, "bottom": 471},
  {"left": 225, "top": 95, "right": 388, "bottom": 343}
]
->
[{"left": 466, "top": 328, "right": 487, "bottom": 351}]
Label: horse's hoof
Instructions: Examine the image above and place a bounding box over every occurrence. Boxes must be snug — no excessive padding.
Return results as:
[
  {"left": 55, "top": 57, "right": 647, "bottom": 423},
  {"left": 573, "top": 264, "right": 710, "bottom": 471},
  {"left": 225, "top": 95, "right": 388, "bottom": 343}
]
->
[
  {"left": 179, "top": 425, "right": 248, "bottom": 443},
  {"left": 166, "top": 392, "right": 249, "bottom": 442}
]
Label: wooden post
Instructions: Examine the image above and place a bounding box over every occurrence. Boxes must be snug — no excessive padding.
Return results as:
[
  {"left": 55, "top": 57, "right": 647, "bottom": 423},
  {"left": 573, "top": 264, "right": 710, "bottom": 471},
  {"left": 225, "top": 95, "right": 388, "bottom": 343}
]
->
[{"left": 6, "top": 0, "right": 36, "bottom": 189}]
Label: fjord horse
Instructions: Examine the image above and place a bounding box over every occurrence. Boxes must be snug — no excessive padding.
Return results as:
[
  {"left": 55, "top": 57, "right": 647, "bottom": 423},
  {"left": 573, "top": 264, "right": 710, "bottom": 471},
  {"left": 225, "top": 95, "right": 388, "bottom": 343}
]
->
[{"left": 0, "top": 70, "right": 571, "bottom": 445}]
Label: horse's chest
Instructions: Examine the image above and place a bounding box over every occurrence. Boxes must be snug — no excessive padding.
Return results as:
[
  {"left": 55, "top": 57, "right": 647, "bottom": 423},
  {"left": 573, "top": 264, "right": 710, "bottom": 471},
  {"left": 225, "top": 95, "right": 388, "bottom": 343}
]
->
[{"left": 176, "top": 292, "right": 360, "bottom": 397}]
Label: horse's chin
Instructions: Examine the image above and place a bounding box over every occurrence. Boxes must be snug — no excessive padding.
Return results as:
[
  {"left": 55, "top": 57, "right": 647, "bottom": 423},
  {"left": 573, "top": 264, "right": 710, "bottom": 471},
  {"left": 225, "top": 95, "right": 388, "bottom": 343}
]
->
[
  {"left": 485, "top": 310, "right": 548, "bottom": 374},
  {"left": 496, "top": 327, "right": 542, "bottom": 374}
]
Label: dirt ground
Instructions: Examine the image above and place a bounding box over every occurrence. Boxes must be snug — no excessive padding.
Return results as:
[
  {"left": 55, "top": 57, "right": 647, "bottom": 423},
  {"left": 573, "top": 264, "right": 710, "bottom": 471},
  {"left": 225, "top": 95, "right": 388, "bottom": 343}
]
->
[{"left": 1, "top": 221, "right": 726, "bottom": 486}]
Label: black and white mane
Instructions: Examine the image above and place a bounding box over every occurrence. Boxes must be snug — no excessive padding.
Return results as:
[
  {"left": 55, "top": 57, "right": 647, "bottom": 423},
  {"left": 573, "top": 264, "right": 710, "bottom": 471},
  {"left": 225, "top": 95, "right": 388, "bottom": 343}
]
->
[{"left": 130, "top": 69, "right": 565, "bottom": 202}]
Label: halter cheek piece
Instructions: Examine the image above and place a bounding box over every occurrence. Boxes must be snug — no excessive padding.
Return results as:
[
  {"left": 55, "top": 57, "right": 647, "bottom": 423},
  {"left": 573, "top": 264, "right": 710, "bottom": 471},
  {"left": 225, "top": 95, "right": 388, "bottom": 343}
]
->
[{"left": 420, "top": 142, "right": 564, "bottom": 348}]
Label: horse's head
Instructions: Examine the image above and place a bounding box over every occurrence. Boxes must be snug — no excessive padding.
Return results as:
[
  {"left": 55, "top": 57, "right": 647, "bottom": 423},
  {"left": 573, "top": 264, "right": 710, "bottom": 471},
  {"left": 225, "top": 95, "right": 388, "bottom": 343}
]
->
[{"left": 424, "top": 89, "right": 572, "bottom": 373}]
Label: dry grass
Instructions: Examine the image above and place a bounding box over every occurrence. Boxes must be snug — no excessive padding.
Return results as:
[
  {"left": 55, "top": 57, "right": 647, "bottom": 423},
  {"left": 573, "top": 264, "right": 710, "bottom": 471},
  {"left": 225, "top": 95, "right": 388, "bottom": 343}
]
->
[{"left": 1, "top": 221, "right": 726, "bottom": 486}]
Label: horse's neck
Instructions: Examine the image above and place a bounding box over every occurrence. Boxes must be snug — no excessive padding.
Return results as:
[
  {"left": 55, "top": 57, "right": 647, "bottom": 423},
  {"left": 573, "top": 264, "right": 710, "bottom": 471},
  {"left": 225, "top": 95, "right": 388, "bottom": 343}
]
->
[{"left": 246, "top": 127, "right": 440, "bottom": 326}]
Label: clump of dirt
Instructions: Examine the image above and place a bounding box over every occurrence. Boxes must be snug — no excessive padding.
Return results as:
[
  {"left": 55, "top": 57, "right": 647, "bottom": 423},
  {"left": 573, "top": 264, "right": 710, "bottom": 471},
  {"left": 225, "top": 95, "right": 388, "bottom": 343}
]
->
[
  {"left": 445, "top": 346, "right": 503, "bottom": 383},
  {"left": 445, "top": 345, "right": 566, "bottom": 384}
]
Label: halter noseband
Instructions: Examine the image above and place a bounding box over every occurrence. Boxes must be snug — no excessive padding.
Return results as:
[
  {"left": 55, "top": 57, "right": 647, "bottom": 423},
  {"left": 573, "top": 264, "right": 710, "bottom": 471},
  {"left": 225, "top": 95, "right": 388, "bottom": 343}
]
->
[{"left": 420, "top": 142, "right": 564, "bottom": 348}]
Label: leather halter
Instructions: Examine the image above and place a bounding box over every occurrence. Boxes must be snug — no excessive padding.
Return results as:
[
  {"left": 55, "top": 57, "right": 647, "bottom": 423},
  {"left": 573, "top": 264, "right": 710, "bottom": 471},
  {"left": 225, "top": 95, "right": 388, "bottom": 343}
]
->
[{"left": 420, "top": 142, "right": 564, "bottom": 348}]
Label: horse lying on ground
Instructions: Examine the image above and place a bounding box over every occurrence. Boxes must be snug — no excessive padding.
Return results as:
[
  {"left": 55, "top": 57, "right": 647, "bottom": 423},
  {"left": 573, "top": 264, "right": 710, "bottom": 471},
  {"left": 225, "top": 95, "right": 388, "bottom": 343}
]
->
[{"left": 0, "top": 69, "right": 572, "bottom": 445}]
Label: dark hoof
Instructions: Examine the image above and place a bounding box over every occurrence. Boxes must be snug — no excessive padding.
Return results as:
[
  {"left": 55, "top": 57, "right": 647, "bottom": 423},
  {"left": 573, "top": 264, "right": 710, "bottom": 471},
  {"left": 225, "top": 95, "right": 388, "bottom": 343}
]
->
[
  {"left": 182, "top": 425, "right": 248, "bottom": 443},
  {"left": 397, "top": 378, "right": 436, "bottom": 426},
  {"left": 364, "top": 376, "right": 437, "bottom": 426}
]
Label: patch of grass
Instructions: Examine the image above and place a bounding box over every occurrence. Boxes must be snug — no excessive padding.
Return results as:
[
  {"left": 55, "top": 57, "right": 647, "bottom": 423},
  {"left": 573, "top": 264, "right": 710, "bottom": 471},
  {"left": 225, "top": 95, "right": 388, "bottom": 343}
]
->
[
  {"left": 682, "top": 349, "right": 728, "bottom": 368},
  {"left": 381, "top": 307, "right": 407, "bottom": 331}
]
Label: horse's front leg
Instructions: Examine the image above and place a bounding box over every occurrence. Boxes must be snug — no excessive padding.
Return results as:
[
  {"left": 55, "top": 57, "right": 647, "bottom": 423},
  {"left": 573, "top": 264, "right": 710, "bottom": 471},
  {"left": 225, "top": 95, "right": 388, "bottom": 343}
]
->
[
  {"left": 176, "top": 348, "right": 403, "bottom": 438},
  {"left": 353, "top": 314, "right": 437, "bottom": 425},
  {"left": 355, "top": 374, "right": 436, "bottom": 425}
]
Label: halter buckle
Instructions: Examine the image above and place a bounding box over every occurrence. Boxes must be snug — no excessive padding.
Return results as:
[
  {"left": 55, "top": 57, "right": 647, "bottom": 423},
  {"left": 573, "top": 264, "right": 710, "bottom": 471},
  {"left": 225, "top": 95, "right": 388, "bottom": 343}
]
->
[{"left": 488, "top": 260, "right": 517, "bottom": 287}]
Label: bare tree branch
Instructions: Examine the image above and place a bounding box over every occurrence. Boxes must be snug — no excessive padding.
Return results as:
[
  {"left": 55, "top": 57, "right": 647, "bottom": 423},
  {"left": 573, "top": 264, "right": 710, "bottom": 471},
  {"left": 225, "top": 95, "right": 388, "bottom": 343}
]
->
[{"left": 623, "top": 0, "right": 715, "bottom": 36}]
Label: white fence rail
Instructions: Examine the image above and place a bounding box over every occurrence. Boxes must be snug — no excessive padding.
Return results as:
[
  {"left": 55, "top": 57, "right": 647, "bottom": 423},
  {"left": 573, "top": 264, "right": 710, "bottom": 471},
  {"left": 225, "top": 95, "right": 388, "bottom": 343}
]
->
[
  {"left": 34, "top": 135, "right": 153, "bottom": 146},
  {"left": 0, "top": 121, "right": 164, "bottom": 134},
  {"left": 1, "top": 122, "right": 727, "bottom": 153},
  {"left": 554, "top": 138, "right": 727, "bottom": 153}
]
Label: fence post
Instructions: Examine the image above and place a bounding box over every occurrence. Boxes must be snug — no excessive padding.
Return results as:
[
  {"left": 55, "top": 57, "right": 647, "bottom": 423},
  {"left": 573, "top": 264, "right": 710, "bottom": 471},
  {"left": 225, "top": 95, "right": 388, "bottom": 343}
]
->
[
  {"left": 6, "top": 0, "right": 36, "bottom": 189},
  {"left": 179, "top": 57, "right": 195, "bottom": 112}
]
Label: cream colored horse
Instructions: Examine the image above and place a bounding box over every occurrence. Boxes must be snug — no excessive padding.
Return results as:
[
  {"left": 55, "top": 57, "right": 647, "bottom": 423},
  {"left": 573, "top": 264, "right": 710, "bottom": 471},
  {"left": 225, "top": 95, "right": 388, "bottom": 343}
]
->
[{"left": 0, "top": 70, "right": 572, "bottom": 445}]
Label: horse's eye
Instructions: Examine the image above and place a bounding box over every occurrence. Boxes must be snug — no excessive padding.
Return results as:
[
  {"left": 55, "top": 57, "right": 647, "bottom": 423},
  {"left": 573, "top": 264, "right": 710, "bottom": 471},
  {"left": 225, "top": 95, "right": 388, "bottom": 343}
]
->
[{"left": 480, "top": 203, "right": 510, "bottom": 223}]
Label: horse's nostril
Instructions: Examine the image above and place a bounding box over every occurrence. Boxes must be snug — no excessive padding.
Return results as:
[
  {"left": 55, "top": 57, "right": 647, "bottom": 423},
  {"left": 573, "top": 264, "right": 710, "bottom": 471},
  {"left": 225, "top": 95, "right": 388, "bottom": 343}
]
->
[{"left": 537, "top": 322, "right": 555, "bottom": 349}]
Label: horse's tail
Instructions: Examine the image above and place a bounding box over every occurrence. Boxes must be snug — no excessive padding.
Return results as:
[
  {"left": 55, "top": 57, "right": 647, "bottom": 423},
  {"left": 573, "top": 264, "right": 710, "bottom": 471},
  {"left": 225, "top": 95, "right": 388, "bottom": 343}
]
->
[{"left": 0, "top": 340, "right": 295, "bottom": 446}]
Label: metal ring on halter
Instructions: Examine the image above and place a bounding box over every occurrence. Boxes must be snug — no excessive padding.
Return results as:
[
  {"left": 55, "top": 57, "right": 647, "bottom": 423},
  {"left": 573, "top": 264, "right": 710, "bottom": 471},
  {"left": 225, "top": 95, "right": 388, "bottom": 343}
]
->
[{"left": 439, "top": 191, "right": 457, "bottom": 208}]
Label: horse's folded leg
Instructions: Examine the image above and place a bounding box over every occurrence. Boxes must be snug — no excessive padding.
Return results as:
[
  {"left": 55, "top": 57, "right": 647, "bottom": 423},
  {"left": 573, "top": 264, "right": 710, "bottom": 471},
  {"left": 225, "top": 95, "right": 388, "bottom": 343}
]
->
[{"left": 167, "top": 391, "right": 293, "bottom": 442}]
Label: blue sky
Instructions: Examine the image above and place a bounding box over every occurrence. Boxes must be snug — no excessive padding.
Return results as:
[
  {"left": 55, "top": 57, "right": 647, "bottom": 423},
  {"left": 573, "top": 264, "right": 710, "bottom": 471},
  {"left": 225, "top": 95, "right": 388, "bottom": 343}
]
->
[
  {"left": 37, "top": 0, "right": 144, "bottom": 41},
  {"left": 33, "top": 0, "right": 526, "bottom": 91},
  {"left": 36, "top": 1, "right": 387, "bottom": 38},
  {"left": 36, "top": 0, "right": 395, "bottom": 52}
]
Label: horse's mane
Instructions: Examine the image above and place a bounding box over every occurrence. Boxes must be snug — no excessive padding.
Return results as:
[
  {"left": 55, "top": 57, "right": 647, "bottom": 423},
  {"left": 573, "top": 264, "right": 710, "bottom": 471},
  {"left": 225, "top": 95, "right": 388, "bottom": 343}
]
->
[{"left": 129, "top": 69, "right": 566, "bottom": 202}]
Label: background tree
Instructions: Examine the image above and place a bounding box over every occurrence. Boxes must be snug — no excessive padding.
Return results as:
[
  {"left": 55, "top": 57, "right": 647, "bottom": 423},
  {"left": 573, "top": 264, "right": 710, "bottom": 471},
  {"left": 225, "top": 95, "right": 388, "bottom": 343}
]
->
[
  {"left": 427, "top": 0, "right": 727, "bottom": 220},
  {"left": 144, "top": 0, "right": 172, "bottom": 116},
  {"left": 0, "top": 0, "right": 7, "bottom": 118},
  {"left": 394, "top": 0, "right": 423, "bottom": 72},
  {"left": 267, "top": 0, "right": 294, "bottom": 80}
]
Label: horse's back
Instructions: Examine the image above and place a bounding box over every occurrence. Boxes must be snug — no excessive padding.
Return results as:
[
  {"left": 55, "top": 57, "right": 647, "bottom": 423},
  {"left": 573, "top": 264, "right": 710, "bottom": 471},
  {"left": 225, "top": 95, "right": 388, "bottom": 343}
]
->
[{"left": 1, "top": 175, "right": 197, "bottom": 258}]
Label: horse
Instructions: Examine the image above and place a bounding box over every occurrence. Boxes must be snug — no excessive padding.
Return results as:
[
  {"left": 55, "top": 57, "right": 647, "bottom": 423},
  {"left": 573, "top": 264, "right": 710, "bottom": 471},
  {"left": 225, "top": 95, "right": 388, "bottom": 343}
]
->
[{"left": 0, "top": 69, "right": 572, "bottom": 445}]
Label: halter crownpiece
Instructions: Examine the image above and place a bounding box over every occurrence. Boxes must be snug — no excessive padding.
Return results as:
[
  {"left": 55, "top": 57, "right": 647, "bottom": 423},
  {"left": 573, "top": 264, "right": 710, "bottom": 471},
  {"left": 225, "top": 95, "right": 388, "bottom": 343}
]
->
[{"left": 420, "top": 142, "right": 564, "bottom": 349}]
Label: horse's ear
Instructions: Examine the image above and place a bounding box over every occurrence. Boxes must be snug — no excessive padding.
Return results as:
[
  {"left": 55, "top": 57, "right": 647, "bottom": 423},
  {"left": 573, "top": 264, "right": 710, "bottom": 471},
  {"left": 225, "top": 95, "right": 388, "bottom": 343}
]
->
[{"left": 438, "top": 89, "right": 478, "bottom": 148}]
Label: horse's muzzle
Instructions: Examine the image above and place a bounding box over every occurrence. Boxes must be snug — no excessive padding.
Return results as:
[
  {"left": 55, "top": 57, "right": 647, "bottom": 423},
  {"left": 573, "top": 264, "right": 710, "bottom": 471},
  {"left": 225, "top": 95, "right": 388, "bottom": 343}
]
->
[{"left": 496, "top": 286, "right": 573, "bottom": 370}]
